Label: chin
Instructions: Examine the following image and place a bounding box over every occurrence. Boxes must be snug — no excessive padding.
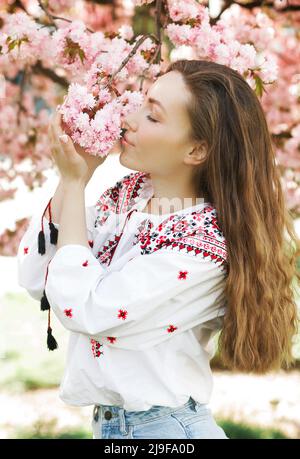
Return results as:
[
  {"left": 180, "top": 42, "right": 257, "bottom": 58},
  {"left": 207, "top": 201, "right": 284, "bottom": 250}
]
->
[
  {"left": 119, "top": 154, "right": 135, "bottom": 171},
  {"left": 119, "top": 156, "right": 149, "bottom": 175}
]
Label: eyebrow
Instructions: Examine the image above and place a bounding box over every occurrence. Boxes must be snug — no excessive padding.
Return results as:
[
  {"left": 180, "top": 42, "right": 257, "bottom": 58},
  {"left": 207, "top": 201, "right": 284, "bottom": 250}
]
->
[{"left": 145, "top": 90, "right": 166, "bottom": 114}]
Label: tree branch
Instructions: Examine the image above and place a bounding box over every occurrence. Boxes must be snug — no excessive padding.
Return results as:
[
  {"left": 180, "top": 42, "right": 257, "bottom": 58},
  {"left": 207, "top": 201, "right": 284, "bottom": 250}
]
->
[
  {"left": 17, "top": 69, "right": 28, "bottom": 125},
  {"left": 104, "top": 33, "right": 160, "bottom": 89},
  {"left": 31, "top": 61, "right": 69, "bottom": 89},
  {"left": 37, "top": 0, "right": 95, "bottom": 33}
]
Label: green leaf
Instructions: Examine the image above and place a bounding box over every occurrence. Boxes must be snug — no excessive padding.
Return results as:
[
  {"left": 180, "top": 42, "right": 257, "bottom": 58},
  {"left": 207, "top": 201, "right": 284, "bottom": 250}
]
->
[{"left": 253, "top": 74, "right": 265, "bottom": 98}]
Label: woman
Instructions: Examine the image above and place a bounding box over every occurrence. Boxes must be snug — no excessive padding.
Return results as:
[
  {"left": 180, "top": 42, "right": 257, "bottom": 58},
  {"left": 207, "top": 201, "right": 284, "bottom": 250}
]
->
[{"left": 17, "top": 59, "right": 300, "bottom": 439}]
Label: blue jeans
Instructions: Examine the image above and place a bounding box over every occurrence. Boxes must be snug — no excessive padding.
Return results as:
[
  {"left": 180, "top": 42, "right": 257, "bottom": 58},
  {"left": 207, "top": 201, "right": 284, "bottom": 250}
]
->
[{"left": 91, "top": 396, "right": 229, "bottom": 439}]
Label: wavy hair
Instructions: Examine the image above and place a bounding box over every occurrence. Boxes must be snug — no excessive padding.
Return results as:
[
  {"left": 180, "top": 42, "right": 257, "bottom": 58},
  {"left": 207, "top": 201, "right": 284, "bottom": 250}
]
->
[{"left": 164, "top": 58, "right": 300, "bottom": 374}]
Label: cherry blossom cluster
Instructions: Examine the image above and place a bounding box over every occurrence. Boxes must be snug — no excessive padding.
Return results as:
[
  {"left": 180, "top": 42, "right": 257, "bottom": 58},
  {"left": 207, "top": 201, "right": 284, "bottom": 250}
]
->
[
  {"left": 45, "top": 0, "right": 74, "bottom": 14},
  {"left": 58, "top": 83, "right": 144, "bottom": 156},
  {"left": 51, "top": 21, "right": 106, "bottom": 79},
  {"left": 164, "top": 1, "right": 278, "bottom": 92},
  {"left": 57, "top": 0, "right": 280, "bottom": 158},
  {"left": 0, "top": 0, "right": 300, "bottom": 251},
  {"left": 57, "top": 30, "right": 161, "bottom": 155},
  {"left": 219, "top": 3, "right": 300, "bottom": 212},
  {"left": 0, "top": 12, "right": 52, "bottom": 68}
]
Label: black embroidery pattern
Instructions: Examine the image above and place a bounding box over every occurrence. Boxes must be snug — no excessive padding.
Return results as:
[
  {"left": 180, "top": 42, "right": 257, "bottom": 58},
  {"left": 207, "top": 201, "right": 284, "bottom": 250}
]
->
[
  {"left": 138, "top": 206, "right": 228, "bottom": 274},
  {"left": 95, "top": 172, "right": 149, "bottom": 265},
  {"left": 93, "top": 172, "right": 228, "bottom": 273},
  {"left": 132, "top": 218, "right": 154, "bottom": 247},
  {"left": 94, "top": 172, "right": 146, "bottom": 230}
]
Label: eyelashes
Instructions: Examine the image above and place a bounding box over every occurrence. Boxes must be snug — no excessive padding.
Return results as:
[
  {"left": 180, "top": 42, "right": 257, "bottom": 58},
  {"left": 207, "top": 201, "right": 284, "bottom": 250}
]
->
[
  {"left": 141, "top": 101, "right": 158, "bottom": 123},
  {"left": 147, "top": 115, "right": 158, "bottom": 123}
]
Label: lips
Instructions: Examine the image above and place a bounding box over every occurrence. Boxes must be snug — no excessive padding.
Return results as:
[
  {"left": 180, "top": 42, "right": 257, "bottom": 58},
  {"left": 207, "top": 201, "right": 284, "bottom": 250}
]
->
[{"left": 124, "top": 134, "right": 135, "bottom": 146}]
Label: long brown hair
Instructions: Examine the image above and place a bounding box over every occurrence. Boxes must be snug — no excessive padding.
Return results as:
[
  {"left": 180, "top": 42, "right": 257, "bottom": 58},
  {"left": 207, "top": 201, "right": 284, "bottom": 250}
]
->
[{"left": 164, "top": 59, "right": 300, "bottom": 374}]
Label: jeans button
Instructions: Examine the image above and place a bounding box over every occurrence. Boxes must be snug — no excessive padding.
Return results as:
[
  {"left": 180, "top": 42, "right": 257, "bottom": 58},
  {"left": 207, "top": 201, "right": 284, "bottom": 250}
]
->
[{"left": 104, "top": 410, "right": 112, "bottom": 420}]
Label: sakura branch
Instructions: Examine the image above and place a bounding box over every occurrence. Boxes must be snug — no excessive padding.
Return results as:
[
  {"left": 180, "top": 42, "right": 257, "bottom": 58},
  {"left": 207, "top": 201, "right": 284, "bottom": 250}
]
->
[
  {"left": 37, "top": 0, "right": 95, "bottom": 33},
  {"left": 0, "top": 0, "right": 300, "bottom": 228}
]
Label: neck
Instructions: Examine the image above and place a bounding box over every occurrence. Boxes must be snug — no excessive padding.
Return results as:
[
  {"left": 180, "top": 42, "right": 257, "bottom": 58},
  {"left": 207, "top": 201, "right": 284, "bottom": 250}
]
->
[{"left": 146, "top": 172, "right": 208, "bottom": 215}]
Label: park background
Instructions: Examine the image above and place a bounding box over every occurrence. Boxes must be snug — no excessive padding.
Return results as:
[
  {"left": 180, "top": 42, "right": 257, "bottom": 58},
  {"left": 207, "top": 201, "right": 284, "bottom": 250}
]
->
[{"left": 0, "top": 0, "right": 300, "bottom": 439}]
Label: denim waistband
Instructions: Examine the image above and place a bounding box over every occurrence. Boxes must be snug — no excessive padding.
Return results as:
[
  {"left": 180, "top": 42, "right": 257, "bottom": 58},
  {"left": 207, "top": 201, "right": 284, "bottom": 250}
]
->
[{"left": 92, "top": 396, "right": 208, "bottom": 426}]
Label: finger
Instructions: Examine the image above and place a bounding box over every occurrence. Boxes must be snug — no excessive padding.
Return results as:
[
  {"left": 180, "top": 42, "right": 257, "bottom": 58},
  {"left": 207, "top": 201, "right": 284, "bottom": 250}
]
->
[
  {"left": 49, "top": 123, "right": 60, "bottom": 150},
  {"left": 55, "top": 111, "right": 64, "bottom": 135},
  {"left": 49, "top": 124, "right": 57, "bottom": 151},
  {"left": 50, "top": 121, "right": 64, "bottom": 151},
  {"left": 49, "top": 120, "right": 55, "bottom": 142},
  {"left": 50, "top": 126, "right": 65, "bottom": 161},
  {"left": 47, "top": 113, "right": 55, "bottom": 137},
  {"left": 48, "top": 115, "right": 64, "bottom": 162},
  {"left": 54, "top": 109, "right": 61, "bottom": 126},
  {"left": 58, "top": 134, "right": 69, "bottom": 144},
  {"left": 59, "top": 134, "right": 77, "bottom": 158},
  {"left": 52, "top": 111, "right": 63, "bottom": 140}
]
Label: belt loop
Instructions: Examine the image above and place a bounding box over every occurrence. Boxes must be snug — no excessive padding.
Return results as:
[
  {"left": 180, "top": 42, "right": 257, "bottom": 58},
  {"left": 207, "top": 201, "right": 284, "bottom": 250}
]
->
[
  {"left": 93, "top": 405, "right": 100, "bottom": 422},
  {"left": 190, "top": 397, "right": 197, "bottom": 412},
  {"left": 118, "top": 408, "right": 128, "bottom": 435}
]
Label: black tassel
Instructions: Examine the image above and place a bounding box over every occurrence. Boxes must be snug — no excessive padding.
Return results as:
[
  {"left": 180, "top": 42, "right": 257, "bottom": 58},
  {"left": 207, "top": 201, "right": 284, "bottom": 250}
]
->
[
  {"left": 38, "top": 230, "right": 46, "bottom": 254},
  {"left": 49, "top": 222, "right": 58, "bottom": 244},
  {"left": 47, "top": 326, "right": 58, "bottom": 351},
  {"left": 40, "top": 290, "right": 50, "bottom": 311}
]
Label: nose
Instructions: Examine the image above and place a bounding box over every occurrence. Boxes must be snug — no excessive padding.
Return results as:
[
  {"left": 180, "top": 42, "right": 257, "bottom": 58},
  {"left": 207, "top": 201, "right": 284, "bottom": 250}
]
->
[{"left": 121, "top": 113, "right": 138, "bottom": 133}]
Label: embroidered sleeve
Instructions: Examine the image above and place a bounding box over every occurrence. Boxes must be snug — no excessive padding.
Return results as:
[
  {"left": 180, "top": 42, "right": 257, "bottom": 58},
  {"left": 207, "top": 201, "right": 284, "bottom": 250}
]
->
[
  {"left": 43, "top": 205, "right": 98, "bottom": 247},
  {"left": 16, "top": 172, "right": 138, "bottom": 303},
  {"left": 17, "top": 204, "right": 97, "bottom": 301},
  {"left": 45, "top": 243, "right": 227, "bottom": 350}
]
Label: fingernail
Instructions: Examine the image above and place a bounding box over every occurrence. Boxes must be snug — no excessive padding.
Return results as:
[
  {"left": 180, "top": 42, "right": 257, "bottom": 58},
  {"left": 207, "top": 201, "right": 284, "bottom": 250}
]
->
[{"left": 59, "top": 134, "right": 69, "bottom": 143}]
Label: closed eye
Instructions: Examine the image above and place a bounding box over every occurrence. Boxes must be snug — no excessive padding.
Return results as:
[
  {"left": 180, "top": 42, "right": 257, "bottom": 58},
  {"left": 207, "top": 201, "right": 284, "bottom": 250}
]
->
[{"left": 147, "top": 115, "right": 158, "bottom": 123}]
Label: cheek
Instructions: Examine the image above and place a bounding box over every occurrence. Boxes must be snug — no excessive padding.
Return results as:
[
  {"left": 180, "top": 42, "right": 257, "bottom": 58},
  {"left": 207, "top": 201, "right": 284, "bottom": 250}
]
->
[
  {"left": 137, "top": 123, "right": 160, "bottom": 145},
  {"left": 134, "top": 122, "right": 185, "bottom": 173},
  {"left": 138, "top": 123, "right": 171, "bottom": 155},
  {"left": 138, "top": 129, "right": 169, "bottom": 169}
]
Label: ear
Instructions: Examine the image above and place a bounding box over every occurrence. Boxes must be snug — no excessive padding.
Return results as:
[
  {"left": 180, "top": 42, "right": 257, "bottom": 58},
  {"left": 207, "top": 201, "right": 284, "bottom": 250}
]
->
[{"left": 184, "top": 141, "right": 207, "bottom": 166}]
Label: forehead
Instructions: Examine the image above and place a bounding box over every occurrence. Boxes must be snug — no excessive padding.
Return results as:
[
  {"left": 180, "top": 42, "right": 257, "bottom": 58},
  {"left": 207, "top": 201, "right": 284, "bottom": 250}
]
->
[{"left": 147, "top": 71, "right": 191, "bottom": 119}]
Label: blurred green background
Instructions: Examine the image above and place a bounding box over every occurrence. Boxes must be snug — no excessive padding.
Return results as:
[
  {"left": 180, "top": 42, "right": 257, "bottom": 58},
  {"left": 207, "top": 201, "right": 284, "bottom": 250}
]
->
[{"left": 1, "top": 279, "right": 299, "bottom": 439}]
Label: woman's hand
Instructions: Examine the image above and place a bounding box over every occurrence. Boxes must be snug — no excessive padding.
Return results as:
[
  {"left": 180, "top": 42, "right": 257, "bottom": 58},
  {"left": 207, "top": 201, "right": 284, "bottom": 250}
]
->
[{"left": 48, "top": 111, "right": 107, "bottom": 184}]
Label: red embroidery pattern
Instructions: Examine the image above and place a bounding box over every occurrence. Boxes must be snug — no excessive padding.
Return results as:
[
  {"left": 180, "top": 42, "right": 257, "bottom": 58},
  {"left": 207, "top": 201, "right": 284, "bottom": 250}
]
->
[
  {"left": 94, "top": 172, "right": 139, "bottom": 230},
  {"left": 107, "top": 337, "right": 116, "bottom": 344},
  {"left": 64, "top": 308, "right": 73, "bottom": 318},
  {"left": 95, "top": 172, "right": 147, "bottom": 266},
  {"left": 118, "top": 309, "right": 128, "bottom": 320},
  {"left": 82, "top": 260, "right": 89, "bottom": 267},
  {"left": 167, "top": 325, "right": 178, "bottom": 333},
  {"left": 139, "top": 206, "right": 228, "bottom": 274},
  {"left": 24, "top": 247, "right": 29, "bottom": 254},
  {"left": 90, "top": 338, "right": 104, "bottom": 358},
  {"left": 96, "top": 234, "right": 121, "bottom": 266},
  {"left": 93, "top": 171, "right": 228, "bottom": 274},
  {"left": 116, "top": 175, "right": 144, "bottom": 213},
  {"left": 88, "top": 240, "right": 94, "bottom": 248},
  {"left": 178, "top": 270, "right": 188, "bottom": 280},
  {"left": 132, "top": 218, "right": 154, "bottom": 247}
]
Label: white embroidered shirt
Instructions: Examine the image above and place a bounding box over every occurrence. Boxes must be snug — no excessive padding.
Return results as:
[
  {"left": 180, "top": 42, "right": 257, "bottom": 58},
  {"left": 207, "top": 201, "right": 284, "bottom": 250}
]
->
[{"left": 17, "top": 171, "right": 228, "bottom": 411}]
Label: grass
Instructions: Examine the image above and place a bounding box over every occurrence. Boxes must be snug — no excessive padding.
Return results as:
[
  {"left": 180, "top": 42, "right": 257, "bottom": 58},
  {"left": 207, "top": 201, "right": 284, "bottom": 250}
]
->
[
  {"left": 2, "top": 289, "right": 300, "bottom": 392},
  {"left": 10, "top": 418, "right": 92, "bottom": 439},
  {"left": 217, "top": 419, "right": 288, "bottom": 439},
  {"left": 1, "top": 289, "right": 299, "bottom": 440},
  {"left": 0, "top": 291, "right": 68, "bottom": 392},
  {"left": 8, "top": 417, "right": 289, "bottom": 439}
]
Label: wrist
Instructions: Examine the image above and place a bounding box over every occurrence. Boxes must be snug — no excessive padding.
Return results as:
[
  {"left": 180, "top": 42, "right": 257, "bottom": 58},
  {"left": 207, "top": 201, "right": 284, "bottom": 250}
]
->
[{"left": 61, "top": 178, "right": 87, "bottom": 189}]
